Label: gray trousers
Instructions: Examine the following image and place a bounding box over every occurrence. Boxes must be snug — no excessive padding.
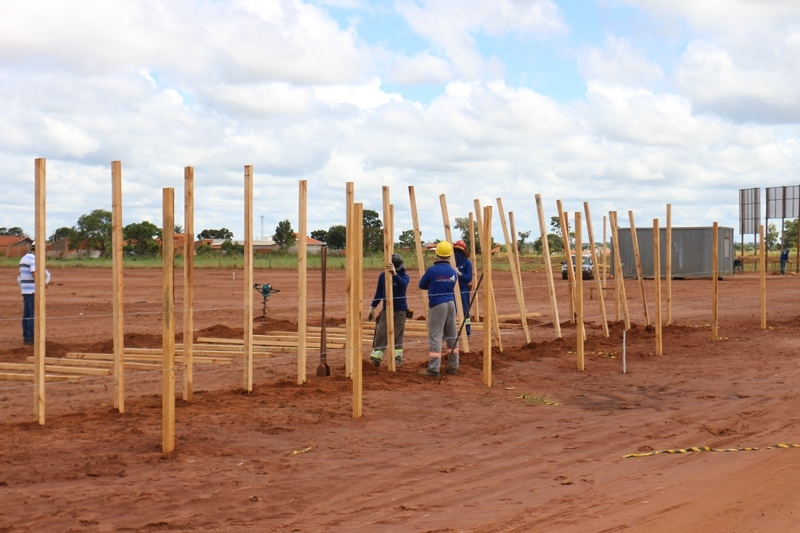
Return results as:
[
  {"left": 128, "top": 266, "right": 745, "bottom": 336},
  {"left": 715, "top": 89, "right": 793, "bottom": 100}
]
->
[
  {"left": 372, "top": 309, "right": 407, "bottom": 352},
  {"left": 426, "top": 300, "right": 459, "bottom": 374}
]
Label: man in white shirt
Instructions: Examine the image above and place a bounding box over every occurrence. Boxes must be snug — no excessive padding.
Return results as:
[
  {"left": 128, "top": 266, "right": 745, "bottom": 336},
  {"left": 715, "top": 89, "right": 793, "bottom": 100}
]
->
[{"left": 18, "top": 241, "right": 50, "bottom": 345}]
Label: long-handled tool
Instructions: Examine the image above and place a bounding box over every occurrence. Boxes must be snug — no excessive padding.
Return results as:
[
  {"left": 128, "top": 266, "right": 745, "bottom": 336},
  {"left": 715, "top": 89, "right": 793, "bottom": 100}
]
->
[
  {"left": 438, "top": 272, "right": 484, "bottom": 384},
  {"left": 317, "top": 245, "right": 331, "bottom": 377}
]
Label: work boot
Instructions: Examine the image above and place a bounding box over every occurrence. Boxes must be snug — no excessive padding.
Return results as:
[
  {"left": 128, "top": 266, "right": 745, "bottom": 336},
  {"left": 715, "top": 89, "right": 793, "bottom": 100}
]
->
[
  {"left": 417, "top": 368, "right": 437, "bottom": 378},
  {"left": 394, "top": 349, "right": 403, "bottom": 368},
  {"left": 446, "top": 351, "right": 459, "bottom": 374},
  {"left": 425, "top": 356, "right": 441, "bottom": 376},
  {"left": 369, "top": 349, "right": 383, "bottom": 367}
]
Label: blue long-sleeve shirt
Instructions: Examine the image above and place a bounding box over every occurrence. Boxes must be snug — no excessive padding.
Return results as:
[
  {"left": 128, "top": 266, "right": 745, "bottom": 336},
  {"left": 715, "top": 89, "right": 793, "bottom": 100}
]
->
[
  {"left": 418, "top": 260, "right": 458, "bottom": 307},
  {"left": 370, "top": 267, "right": 410, "bottom": 311},
  {"left": 455, "top": 250, "right": 473, "bottom": 295}
]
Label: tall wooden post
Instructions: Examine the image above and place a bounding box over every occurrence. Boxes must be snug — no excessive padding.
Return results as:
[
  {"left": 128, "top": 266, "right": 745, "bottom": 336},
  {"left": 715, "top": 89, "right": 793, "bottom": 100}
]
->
[
  {"left": 482, "top": 205, "right": 493, "bottom": 387},
  {"left": 440, "top": 194, "right": 470, "bottom": 352},
  {"left": 297, "top": 180, "right": 308, "bottom": 385},
  {"left": 760, "top": 224, "right": 767, "bottom": 329},
  {"left": 382, "top": 187, "right": 396, "bottom": 371},
  {"left": 33, "top": 158, "right": 46, "bottom": 424},
  {"left": 665, "top": 204, "right": 673, "bottom": 326},
  {"left": 352, "top": 203, "right": 364, "bottom": 418},
  {"left": 345, "top": 182, "right": 354, "bottom": 377},
  {"left": 408, "top": 186, "right": 429, "bottom": 315},
  {"left": 629, "top": 211, "right": 650, "bottom": 325},
  {"left": 575, "top": 212, "right": 584, "bottom": 371},
  {"left": 584, "top": 202, "right": 609, "bottom": 337},
  {"left": 111, "top": 161, "right": 125, "bottom": 413},
  {"left": 654, "top": 219, "right": 663, "bottom": 355},
  {"left": 602, "top": 215, "right": 608, "bottom": 288},
  {"left": 496, "top": 198, "right": 531, "bottom": 343},
  {"left": 535, "top": 194, "right": 561, "bottom": 338},
  {"left": 474, "top": 199, "right": 503, "bottom": 350},
  {"left": 183, "top": 167, "right": 194, "bottom": 401},
  {"left": 469, "top": 212, "right": 480, "bottom": 322},
  {"left": 243, "top": 166, "right": 254, "bottom": 391},
  {"left": 610, "top": 211, "right": 630, "bottom": 329},
  {"left": 162, "top": 188, "right": 175, "bottom": 453},
  {"left": 712, "top": 222, "right": 719, "bottom": 341},
  {"left": 557, "top": 200, "right": 575, "bottom": 323}
]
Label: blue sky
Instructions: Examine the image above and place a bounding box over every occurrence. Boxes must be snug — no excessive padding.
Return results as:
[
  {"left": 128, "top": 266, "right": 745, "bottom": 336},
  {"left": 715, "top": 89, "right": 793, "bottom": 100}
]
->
[{"left": 1, "top": 0, "right": 800, "bottom": 244}]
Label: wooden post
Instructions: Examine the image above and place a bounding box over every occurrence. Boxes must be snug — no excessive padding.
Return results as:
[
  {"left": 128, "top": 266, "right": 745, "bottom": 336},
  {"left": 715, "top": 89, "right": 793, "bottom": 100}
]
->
[
  {"left": 712, "top": 222, "right": 719, "bottom": 341},
  {"left": 654, "top": 219, "right": 663, "bottom": 355},
  {"left": 382, "top": 187, "right": 396, "bottom": 372},
  {"left": 111, "top": 161, "right": 125, "bottom": 412},
  {"left": 440, "top": 194, "right": 470, "bottom": 352},
  {"left": 298, "top": 180, "right": 308, "bottom": 385},
  {"left": 509, "top": 211, "right": 523, "bottom": 285},
  {"left": 575, "top": 212, "right": 584, "bottom": 371},
  {"left": 352, "top": 203, "right": 364, "bottom": 418},
  {"left": 469, "top": 211, "right": 480, "bottom": 322},
  {"left": 408, "top": 186, "right": 429, "bottom": 315},
  {"left": 584, "top": 202, "right": 609, "bottom": 337},
  {"left": 610, "top": 211, "right": 630, "bottom": 329},
  {"left": 602, "top": 215, "right": 607, "bottom": 288},
  {"left": 628, "top": 211, "right": 650, "bottom": 326},
  {"left": 760, "top": 224, "right": 767, "bottom": 329},
  {"left": 33, "top": 158, "right": 46, "bottom": 424},
  {"left": 482, "top": 205, "right": 493, "bottom": 387},
  {"left": 557, "top": 201, "right": 575, "bottom": 323},
  {"left": 183, "top": 167, "right": 194, "bottom": 401},
  {"left": 345, "top": 182, "right": 354, "bottom": 377},
  {"left": 162, "top": 188, "right": 175, "bottom": 453},
  {"left": 496, "top": 198, "right": 531, "bottom": 343},
  {"left": 535, "top": 194, "right": 561, "bottom": 338},
  {"left": 474, "top": 199, "right": 503, "bottom": 351},
  {"left": 665, "top": 204, "right": 673, "bottom": 326},
  {"left": 243, "top": 166, "right": 254, "bottom": 392}
]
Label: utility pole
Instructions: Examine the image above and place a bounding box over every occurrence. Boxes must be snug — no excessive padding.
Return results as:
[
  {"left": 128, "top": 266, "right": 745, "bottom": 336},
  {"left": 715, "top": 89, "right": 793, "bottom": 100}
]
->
[{"left": 260, "top": 215, "right": 264, "bottom": 240}]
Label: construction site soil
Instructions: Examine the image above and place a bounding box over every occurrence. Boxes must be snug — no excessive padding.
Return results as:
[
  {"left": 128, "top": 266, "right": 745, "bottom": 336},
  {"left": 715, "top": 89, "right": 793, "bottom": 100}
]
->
[{"left": 1, "top": 266, "right": 800, "bottom": 531}]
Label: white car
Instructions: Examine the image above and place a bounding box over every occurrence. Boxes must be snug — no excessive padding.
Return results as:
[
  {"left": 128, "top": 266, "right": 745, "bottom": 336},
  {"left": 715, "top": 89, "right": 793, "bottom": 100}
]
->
[{"left": 561, "top": 255, "right": 594, "bottom": 280}]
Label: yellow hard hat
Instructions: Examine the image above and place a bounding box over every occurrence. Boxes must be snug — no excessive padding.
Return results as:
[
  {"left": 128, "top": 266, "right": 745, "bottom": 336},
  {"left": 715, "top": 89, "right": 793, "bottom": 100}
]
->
[{"left": 435, "top": 241, "right": 453, "bottom": 257}]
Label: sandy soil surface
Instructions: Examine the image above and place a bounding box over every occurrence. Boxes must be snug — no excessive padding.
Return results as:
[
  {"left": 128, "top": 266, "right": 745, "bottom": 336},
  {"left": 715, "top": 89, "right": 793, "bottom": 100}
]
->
[{"left": 1, "top": 265, "right": 800, "bottom": 532}]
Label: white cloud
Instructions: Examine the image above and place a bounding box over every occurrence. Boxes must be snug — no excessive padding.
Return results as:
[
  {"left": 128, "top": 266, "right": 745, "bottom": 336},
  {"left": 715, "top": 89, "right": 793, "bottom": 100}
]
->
[{"left": 580, "top": 35, "right": 664, "bottom": 87}]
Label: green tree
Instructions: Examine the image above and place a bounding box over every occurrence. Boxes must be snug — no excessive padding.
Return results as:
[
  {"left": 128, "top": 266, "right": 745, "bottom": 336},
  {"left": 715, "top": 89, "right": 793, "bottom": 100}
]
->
[
  {"left": 454, "top": 216, "right": 480, "bottom": 253},
  {"left": 0, "top": 227, "right": 25, "bottom": 236},
  {"left": 70, "top": 209, "right": 112, "bottom": 256},
  {"left": 273, "top": 219, "right": 296, "bottom": 252},
  {"left": 123, "top": 221, "right": 161, "bottom": 256},
  {"left": 532, "top": 233, "right": 565, "bottom": 254},
  {"left": 362, "top": 209, "right": 383, "bottom": 254},
  {"left": 174, "top": 224, "right": 184, "bottom": 234},
  {"left": 398, "top": 229, "right": 417, "bottom": 249},
  {"left": 50, "top": 227, "right": 71, "bottom": 242},
  {"left": 198, "top": 228, "right": 233, "bottom": 240},
  {"left": 782, "top": 219, "right": 798, "bottom": 249},
  {"left": 517, "top": 230, "right": 531, "bottom": 254},
  {"left": 326, "top": 225, "right": 346, "bottom": 249},
  {"left": 220, "top": 239, "right": 243, "bottom": 255},
  {"left": 310, "top": 229, "right": 328, "bottom": 243},
  {"left": 767, "top": 223, "right": 780, "bottom": 250}
]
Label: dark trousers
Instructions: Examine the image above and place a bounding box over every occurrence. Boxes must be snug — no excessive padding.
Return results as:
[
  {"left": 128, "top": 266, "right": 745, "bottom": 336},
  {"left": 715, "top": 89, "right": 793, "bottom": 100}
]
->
[{"left": 22, "top": 293, "right": 34, "bottom": 343}]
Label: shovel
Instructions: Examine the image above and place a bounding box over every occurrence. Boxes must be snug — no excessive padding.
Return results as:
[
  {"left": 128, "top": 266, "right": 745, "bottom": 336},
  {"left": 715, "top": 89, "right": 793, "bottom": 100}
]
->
[{"left": 317, "top": 245, "right": 331, "bottom": 376}]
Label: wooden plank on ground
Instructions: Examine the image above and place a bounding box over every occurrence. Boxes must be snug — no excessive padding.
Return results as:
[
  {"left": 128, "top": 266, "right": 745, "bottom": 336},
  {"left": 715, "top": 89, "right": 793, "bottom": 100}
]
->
[{"left": 0, "top": 372, "right": 80, "bottom": 382}]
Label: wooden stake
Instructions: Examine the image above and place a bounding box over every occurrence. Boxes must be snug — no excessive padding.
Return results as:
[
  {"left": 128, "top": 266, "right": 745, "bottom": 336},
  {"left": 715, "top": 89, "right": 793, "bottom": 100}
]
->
[
  {"left": 712, "top": 222, "right": 719, "bottom": 341},
  {"left": 557, "top": 201, "right": 575, "bottom": 323},
  {"left": 610, "top": 211, "right": 630, "bottom": 329},
  {"left": 496, "top": 197, "right": 531, "bottom": 343},
  {"left": 352, "top": 203, "right": 364, "bottom": 418},
  {"left": 628, "top": 211, "right": 650, "bottom": 325},
  {"left": 162, "top": 187, "right": 175, "bottom": 453},
  {"left": 575, "top": 212, "right": 584, "bottom": 371},
  {"left": 33, "top": 158, "right": 46, "bottom": 425},
  {"left": 665, "top": 204, "right": 672, "bottom": 326},
  {"left": 298, "top": 180, "right": 307, "bottom": 385},
  {"left": 183, "top": 167, "right": 194, "bottom": 401},
  {"left": 474, "top": 199, "right": 503, "bottom": 351},
  {"left": 345, "top": 182, "right": 354, "bottom": 377},
  {"left": 760, "top": 224, "right": 767, "bottom": 329},
  {"left": 584, "top": 202, "right": 609, "bottom": 337},
  {"left": 382, "top": 187, "right": 396, "bottom": 372},
  {"left": 469, "top": 211, "right": 480, "bottom": 322},
  {"left": 509, "top": 211, "right": 523, "bottom": 285},
  {"left": 654, "top": 219, "right": 663, "bottom": 355},
  {"left": 440, "top": 194, "right": 470, "bottom": 352},
  {"left": 243, "top": 166, "right": 254, "bottom": 392},
  {"left": 408, "top": 186, "right": 429, "bottom": 315},
  {"left": 111, "top": 161, "right": 125, "bottom": 412},
  {"left": 535, "top": 194, "right": 561, "bottom": 338},
  {"left": 482, "top": 205, "right": 493, "bottom": 387},
  {"left": 602, "top": 215, "right": 607, "bottom": 288}
]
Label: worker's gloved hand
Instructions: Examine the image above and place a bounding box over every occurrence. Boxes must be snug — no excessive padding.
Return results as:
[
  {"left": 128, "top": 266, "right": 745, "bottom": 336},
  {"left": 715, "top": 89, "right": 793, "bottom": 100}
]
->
[
  {"left": 386, "top": 263, "right": 396, "bottom": 276},
  {"left": 368, "top": 307, "right": 375, "bottom": 321},
  {"left": 468, "top": 283, "right": 473, "bottom": 290}
]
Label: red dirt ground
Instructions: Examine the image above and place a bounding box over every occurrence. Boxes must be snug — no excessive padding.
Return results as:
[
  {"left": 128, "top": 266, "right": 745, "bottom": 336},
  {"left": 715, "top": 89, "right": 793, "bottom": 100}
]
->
[{"left": 1, "top": 266, "right": 800, "bottom": 532}]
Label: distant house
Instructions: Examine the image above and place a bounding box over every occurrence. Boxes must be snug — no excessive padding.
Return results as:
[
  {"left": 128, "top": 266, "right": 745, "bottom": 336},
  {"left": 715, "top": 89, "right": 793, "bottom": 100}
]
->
[
  {"left": 0, "top": 236, "right": 32, "bottom": 259},
  {"left": 289, "top": 234, "right": 324, "bottom": 255}
]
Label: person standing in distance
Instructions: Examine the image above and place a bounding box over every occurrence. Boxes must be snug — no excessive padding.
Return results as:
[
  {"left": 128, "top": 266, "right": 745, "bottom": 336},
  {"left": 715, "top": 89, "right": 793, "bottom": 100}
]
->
[
  {"left": 453, "top": 239, "right": 474, "bottom": 336},
  {"left": 368, "top": 253, "right": 410, "bottom": 368},
  {"left": 780, "top": 247, "right": 790, "bottom": 275},
  {"left": 418, "top": 241, "right": 459, "bottom": 377},
  {"left": 18, "top": 240, "right": 50, "bottom": 345}
]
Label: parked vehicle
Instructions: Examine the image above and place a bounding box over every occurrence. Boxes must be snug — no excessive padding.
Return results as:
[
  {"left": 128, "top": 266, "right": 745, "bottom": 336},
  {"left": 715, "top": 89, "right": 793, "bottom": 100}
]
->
[{"left": 561, "top": 255, "right": 594, "bottom": 280}]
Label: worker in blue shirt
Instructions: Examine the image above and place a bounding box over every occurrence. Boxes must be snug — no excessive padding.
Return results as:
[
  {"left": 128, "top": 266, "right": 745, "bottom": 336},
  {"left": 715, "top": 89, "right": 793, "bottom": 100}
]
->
[
  {"left": 368, "top": 253, "right": 410, "bottom": 368},
  {"left": 418, "top": 241, "right": 459, "bottom": 377},
  {"left": 453, "top": 240, "right": 474, "bottom": 336}
]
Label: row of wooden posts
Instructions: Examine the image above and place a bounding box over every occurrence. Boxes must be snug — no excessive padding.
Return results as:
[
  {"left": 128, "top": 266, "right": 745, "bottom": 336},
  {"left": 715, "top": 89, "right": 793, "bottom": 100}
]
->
[{"left": 25, "top": 159, "right": 772, "bottom": 453}]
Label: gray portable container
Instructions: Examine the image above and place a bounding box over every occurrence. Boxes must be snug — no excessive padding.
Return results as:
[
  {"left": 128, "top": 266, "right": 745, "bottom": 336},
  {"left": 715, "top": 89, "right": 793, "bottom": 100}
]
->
[{"left": 612, "top": 226, "right": 734, "bottom": 279}]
